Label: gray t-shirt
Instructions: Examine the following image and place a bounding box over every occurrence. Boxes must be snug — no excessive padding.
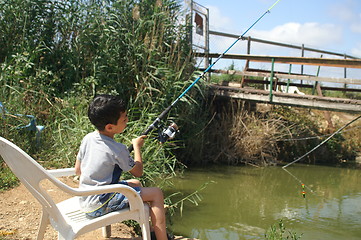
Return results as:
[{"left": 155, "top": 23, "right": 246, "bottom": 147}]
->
[{"left": 77, "top": 131, "right": 135, "bottom": 212}]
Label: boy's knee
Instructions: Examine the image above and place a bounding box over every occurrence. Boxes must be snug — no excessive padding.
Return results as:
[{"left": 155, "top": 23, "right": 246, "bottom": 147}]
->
[
  {"left": 133, "top": 179, "right": 142, "bottom": 187},
  {"left": 153, "top": 187, "right": 164, "bottom": 200},
  {"left": 127, "top": 179, "right": 142, "bottom": 187},
  {"left": 141, "top": 187, "right": 164, "bottom": 201}
]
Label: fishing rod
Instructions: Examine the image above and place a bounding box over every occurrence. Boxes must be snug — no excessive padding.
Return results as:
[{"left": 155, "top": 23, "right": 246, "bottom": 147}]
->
[{"left": 128, "top": 0, "right": 282, "bottom": 152}]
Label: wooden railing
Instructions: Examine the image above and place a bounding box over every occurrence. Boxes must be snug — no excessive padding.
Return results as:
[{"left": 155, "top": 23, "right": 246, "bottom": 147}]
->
[
  {"left": 196, "top": 30, "right": 361, "bottom": 93},
  {"left": 195, "top": 31, "right": 361, "bottom": 112}
]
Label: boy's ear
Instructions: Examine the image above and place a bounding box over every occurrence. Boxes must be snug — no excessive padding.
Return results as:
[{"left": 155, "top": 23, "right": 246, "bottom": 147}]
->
[{"left": 104, "top": 123, "right": 113, "bottom": 132}]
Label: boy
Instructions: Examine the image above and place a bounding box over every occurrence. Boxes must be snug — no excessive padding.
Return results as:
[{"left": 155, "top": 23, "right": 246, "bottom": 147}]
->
[{"left": 75, "top": 94, "right": 170, "bottom": 240}]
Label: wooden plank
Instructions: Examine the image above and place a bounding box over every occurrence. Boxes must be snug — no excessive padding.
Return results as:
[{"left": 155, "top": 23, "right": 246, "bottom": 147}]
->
[
  {"left": 208, "top": 30, "right": 358, "bottom": 59},
  {"left": 209, "top": 85, "right": 361, "bottom": 113},
  {"left": 240, "top": 79, "right": 361, "bottom": 92},
  {"left": 267, "top": 73, "right": 361, "bottom": 85},
  {"left": 208, "top": 69, "right": 361, "bottom": 85},
  {"left": 195, "top": 53, "right": 361, "bottom": 68}
]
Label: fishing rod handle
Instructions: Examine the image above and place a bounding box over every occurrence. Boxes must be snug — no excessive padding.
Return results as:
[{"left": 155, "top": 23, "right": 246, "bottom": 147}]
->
[
  {"left": 127, "top": 125, "right": 154, "bottom": 152},
  {"left": 127, "top": 106, "right": 173, "bottom": 152}
]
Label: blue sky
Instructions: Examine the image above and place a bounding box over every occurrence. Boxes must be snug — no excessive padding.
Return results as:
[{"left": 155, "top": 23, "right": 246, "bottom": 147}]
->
[
  {"left": 185, "top": 0, "right": 361, "bottom": 80},
  {"left": 191, "top": 0, "right": 361, "bottom": 56}
]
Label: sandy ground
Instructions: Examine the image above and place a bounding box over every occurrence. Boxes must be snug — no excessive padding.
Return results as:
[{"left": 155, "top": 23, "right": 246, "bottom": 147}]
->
[
  {"left": 0, "top": 176, "right": 194, "bottom": 240},
  {"left": 0, "top": 176, "right": 141, "bottom": 240}
]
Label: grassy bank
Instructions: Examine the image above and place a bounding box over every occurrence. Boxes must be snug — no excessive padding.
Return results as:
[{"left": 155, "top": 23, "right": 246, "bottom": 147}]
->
[
  {"left": 0, "top": 0, "right": 204, "bottom": 191},
  {"left": 1, "top": 0, "right": 360, "bottom": 189},
  {"left": 192, "top": 98, "right": 361, "bottom": 166}
]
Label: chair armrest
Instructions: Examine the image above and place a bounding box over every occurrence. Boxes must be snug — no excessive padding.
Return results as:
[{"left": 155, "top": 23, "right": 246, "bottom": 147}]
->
[
  {"left": 47, "top": 170, "right": 134, "bottom": 195},
  {"left": 73, "top": 184, "right": 135, "bottom": 196},
  {"left": 73, "top": 184, "right": 144, "bottom": 211},
  {"left": 49, "top": 171, "right": 143, "bottom": 210},
  {"left": 48, "top": 168, "right": 76, "bottom": 177}
]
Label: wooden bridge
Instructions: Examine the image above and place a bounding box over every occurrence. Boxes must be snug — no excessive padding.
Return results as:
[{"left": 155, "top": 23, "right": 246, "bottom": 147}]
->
[
  {"left": 193, "top": 31, "right": 361, "bottom": 113},
  {"left": 209, "top": 81, "right": 361, "bottom": 113}
]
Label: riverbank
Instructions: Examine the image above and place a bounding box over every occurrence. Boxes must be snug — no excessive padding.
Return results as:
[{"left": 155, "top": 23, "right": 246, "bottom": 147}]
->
[
  {"left": 0, "top": 176, "right": 197, "bottom": 240},
  {"left": 191, "top": 100, "right": 361, "bottom": 166}
]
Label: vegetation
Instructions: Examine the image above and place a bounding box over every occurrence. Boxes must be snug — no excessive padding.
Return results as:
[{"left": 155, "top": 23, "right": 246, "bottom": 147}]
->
[
  {"left": 265, "top": 219, "right": 302, "bottom": 240},
  {"left": 190, "top": 98, "right": 361, "bottom": 166},
  {"left": 0, "top": 0, "right": 207, "bottom": 191}
]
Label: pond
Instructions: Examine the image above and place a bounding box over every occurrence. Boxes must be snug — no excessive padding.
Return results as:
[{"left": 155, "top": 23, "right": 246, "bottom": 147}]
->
[{"left": 165, "top": 164, "right": 361, "bottom": 240}]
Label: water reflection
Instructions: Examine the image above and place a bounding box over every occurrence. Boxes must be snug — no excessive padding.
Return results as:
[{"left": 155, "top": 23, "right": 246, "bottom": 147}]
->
[{"left": 165, "top": 165, "right": 361, "bottom": 240}]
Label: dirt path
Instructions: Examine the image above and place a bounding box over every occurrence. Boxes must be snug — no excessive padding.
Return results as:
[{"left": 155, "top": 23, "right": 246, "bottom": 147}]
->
[
  {"left": 0, "top": 176, "right": 193, "bottom": 240},
  {"left": 0, "top": 176, "right": 142, "bottom": 240}
]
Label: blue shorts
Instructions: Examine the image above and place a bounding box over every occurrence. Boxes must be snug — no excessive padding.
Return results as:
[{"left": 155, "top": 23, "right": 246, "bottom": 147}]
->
[{"left": 86, "top": 181, "right": 141, "bottom": 218}]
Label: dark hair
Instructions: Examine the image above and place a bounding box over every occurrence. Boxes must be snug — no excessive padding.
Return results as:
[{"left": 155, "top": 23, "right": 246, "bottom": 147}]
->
[{"left": 88, "top": 94, "right": 127, "bottom": 130}]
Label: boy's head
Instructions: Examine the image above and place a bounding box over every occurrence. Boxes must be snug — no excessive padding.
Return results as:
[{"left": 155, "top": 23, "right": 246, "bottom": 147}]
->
[{"left": 88, "top": 94, "right": 127, "bottom": 131}]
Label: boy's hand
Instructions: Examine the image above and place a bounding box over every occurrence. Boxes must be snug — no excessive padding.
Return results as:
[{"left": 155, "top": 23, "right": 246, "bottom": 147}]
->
[
  {"left": 131, "top": 135, "right": 147, "bottom": 177},
  {"left": 132, "top": 135, "right": 147, "bottom": 149}
]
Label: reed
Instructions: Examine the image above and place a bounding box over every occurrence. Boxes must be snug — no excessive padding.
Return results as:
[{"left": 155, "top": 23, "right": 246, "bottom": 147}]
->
[
  {"left": 0, "top": 0, "right": 199, "bottom": 190},
  {"left": 196, "top": 101, "right": 291, "bottom": 166},
  {"left": 265, "top": 219, "right": 302, "bottom": 240}
]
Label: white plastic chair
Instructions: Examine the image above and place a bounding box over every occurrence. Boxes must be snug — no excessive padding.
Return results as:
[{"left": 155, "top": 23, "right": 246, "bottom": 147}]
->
[{"left": 0, "top": 137, "right": 150, "bottom": 240}]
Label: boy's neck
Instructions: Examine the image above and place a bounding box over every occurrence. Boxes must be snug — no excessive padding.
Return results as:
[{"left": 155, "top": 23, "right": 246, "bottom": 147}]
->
[{"left": 98, "top": 130, "right": 115, "bottom": 139}]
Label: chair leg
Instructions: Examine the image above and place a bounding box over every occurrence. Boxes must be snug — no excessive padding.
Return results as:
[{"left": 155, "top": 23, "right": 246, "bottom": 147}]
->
[
  {"left": 102, "top": 225, "right": 111, "bottom": 238},
  {"left": 141, "top": 204, "right": 151, "bottom": 240},
  {"left": 141, "top": 222, "right": 151, "bottom": 240},
  {"left": 58, "top": 233, "right": 67, "bottom": 240},
  {"left": 37, "top": 210, "right": 49, "bottom": 240}
]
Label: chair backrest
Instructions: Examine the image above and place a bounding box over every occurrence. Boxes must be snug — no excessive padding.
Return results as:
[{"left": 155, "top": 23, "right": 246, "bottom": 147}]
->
[{"left": 0, "top": 137, "right": 68, "bottom": 227}]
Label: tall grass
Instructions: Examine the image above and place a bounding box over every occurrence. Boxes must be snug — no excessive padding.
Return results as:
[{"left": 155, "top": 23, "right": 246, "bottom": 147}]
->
[
  {"left": 195, "top": 101, "right": 292, "bottom": 166},
  {"left": 0, "top": 0, "right": 203, "bottom": 190},
  {"left": 188, "top": 98, "right": 361, "bottom": 166}
]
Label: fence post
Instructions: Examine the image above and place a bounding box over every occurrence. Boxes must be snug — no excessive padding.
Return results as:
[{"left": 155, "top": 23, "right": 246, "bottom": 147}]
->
[
  {"left": 312, "top": 54, "right": 323, "bottom": 95},
  {"left": 286, "top": 64, "right": 292, "bottom": 93},
  {"left": 344, "top": 54, "right": 347, "bottom": 89},
  {"left": 241, "top": 36, "right": 252, "bottom": 88},
  {"left": 301, "top": 44, "right": 304, "bottom": 85},
  {"left": 246, "top": 36, "right": 251, "bottom": 69},
  {"left": 269, "top": 58, "right": 275, "bottom": 102}
]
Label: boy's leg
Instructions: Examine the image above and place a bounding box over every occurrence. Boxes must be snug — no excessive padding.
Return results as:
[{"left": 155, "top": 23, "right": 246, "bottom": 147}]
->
[
  {"left": 126, "top": 179, "right": 142, "bottom": 188},
  {"left": 141, "top": 187, "right": 168, "bottom": 240}
]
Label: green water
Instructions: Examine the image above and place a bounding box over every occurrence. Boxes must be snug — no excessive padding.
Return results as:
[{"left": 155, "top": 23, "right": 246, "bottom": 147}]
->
[{"left": 165, "top": 164, "right": 361, "bottom": 240}]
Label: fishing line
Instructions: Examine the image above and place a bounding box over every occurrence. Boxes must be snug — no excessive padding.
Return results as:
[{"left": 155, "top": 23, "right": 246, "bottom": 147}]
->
[
  {"left": 282, "top": 114, "right": 361, "bottom": 169},
  {"left": 282, "top": 114, "right": 361, "bottom": 198},
  {"left": 279, "top": 125, "right": 361, "bottom": 142},
  {"left": 128, "top": 0, "right": 283, "bottom": 152},
  {"left": 282, "top": 167, "right": 316, "bottom": 197}
]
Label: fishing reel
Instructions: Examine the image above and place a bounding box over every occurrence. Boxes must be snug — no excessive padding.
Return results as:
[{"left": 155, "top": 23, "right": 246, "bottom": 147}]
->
[{"left": 156, "top": 122, "right": 179, "bottom": 144}]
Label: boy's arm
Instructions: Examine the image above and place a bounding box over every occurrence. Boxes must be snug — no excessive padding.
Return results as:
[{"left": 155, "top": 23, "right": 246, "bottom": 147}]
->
[
  {"left": 75, "top": 158, "right": 81, "bottom": 176},
  {"left": 129, "top": 135, "right": 146, "bottom": 177}
]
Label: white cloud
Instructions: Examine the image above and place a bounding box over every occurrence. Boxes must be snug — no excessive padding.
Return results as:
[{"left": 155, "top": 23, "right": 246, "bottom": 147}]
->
[
  {"left": 329, "top": 3, "right": 356, "bottom": 22},
  {"left": 252, "top": 22, "right": 342, "bottom": 48},
  {"left": 351, "top": 23, "right": 361, "bottom": 34},
  {"left": 351, "top": 43, "right": 361, "bottom": 57},
  {"left": 329, "top": 1, "right": 361, "bottom": 34},
  {"left": 207, "top": 5, "right": 233, "bottom": 31}
]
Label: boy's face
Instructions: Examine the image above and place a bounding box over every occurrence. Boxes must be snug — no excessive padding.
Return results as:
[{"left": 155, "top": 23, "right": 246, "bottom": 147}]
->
[{"left": 112, "top": 111, "right": 128, "bottom": 134}]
